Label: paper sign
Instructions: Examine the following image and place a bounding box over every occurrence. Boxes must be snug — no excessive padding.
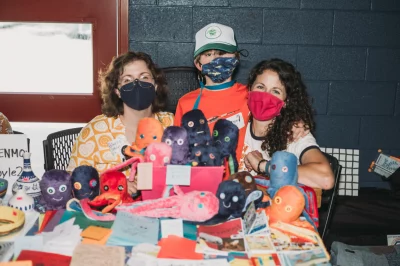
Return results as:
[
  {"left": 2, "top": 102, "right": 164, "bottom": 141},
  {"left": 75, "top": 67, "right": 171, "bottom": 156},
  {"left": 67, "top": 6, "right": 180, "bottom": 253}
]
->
[
  {"left": 0, "top": 135, "right": 28, "bottom": 196},
  {"left": 387, "top": 234, "right": 400, "bottom": 245},
  {"left": 137, "top": 163, "right": 153, "bottom": 190},
  {"left": 161, "top": 219, "right": 183, "bottom": 238},
  {"left": 166, "top": 165, "right": 191, "bottom": 186}
]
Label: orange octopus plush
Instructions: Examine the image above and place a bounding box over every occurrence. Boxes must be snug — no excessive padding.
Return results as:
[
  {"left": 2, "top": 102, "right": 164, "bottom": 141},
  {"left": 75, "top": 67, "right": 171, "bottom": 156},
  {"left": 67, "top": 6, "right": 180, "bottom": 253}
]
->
[
  {"left": 124, "top": 117, "right": 164, "bottom": 158},
  {"left": 266, "top": 185, "right": 314, "bottom": 231}
]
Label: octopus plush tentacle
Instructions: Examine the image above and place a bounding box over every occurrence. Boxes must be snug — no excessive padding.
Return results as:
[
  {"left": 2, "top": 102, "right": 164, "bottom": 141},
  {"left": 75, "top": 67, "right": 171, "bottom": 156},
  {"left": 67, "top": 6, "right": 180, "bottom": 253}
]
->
[{"left": 117, "top": 186, "right": 219, "bottom": 222}]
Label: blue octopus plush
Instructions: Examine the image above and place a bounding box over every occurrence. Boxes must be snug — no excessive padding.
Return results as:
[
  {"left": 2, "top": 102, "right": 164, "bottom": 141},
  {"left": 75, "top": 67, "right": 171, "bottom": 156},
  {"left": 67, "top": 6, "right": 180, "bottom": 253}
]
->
[
  {"left": 263, "top": 151, "right": 317, "bottom": 229},
  {"left": 190, "top": 144, "right": 223, "bottom": 167},
  {"left": 181, "top": 109, "right": 212, "bottom": 148},
  {"left": 161, "top": 126, "right": 190, "bottom": 165},
  {"left": 212, "top": 119, "right": 239, "bottom": 173}
]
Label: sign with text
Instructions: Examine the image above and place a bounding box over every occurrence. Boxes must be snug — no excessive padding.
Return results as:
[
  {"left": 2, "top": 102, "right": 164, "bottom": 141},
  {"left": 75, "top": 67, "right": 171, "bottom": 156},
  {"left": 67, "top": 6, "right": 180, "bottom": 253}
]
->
[{"left": 0, "top": 134, "right": 28, "bottom": 196}]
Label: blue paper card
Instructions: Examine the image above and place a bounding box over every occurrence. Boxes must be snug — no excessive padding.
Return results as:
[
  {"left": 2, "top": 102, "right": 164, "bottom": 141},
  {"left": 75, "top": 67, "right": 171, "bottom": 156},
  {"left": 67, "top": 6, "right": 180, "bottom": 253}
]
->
[{"left": 107, "top": 211, "right": 159, "bottom": 246}]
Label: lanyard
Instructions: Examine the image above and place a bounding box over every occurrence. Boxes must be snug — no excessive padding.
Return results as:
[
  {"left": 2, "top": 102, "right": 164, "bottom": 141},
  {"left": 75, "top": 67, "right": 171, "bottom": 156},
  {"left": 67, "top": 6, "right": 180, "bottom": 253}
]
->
[{"left": 192, "top": 80, "right": 236, "bottom": 110}]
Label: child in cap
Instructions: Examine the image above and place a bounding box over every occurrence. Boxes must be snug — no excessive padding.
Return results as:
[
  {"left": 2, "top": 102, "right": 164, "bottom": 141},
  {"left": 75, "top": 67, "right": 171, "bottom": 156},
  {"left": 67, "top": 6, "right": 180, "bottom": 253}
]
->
[{"left": 174, "top": 23, "right": 249, "bottom": 162}]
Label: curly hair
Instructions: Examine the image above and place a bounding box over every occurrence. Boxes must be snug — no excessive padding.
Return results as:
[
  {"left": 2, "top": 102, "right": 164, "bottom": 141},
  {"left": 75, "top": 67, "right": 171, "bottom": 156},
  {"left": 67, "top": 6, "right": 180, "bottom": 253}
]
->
[
  {"left": 99, "top": 51, "right": 168, "bottom": 117},
  {"left": 247, "top": 58, "right": 315, "bottom": 157}
]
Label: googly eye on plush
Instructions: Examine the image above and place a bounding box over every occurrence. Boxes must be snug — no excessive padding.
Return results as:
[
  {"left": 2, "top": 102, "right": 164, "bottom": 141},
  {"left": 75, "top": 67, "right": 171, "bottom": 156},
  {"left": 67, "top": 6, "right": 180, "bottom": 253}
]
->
[
  {"left": 233, "top": 179, "right": 239, "bottom": 183},
  {"left": 74, "top": 182, "right": 82, "bottom": 190},
  {"left": 285, "top": 205, "right": 293, "bottom": 212},
  {"left": 47, "top": 187, "right": 55, "bottom": 195},
  {"left": 219, "top": 193, "right": 226, "bottom": 199},
  {"left": 195, "top": 151, "right": 201, "bottom": 157},
  {"left": 188, "top": 121, "right": 194, "bottom": 127},
  {"left": 282, "top": 166, "right": 288, "bottom": 172},
  {"left": 177, "top": 139, "right": 184, "bottom": 145},
  {"left": 59, "top": 184, "right": 67, "bottom": 192},
  {"left": 152, "top": 135, "right": 157, "bottom": 140},
  {"left": 232, "top": 196, "right": 239, "bottom": 202},
  {"left": 213, "top": 130, "right": 218, "bottom": 137},
  {"left": 245, "top": 176, "right": 253, "bottom": 183},
  {"left": 209, "top": 153, "right": 215, "bottom": 159},
  {"left": 275, "top": 196, "right": 282, "bottom": 204},
  {"left": 104, "top": 185, "right": 109, "bottom": 191},
  {"left": 163, "top": 156, "right": 170, "bottom": 163},
  {"left": 272, "top": 164, "right": 276, "bottom": 170},
  {"left": 149, "top": 154, "right": 156, "bottom": 161},
  {"left": 89, "top": 179, "right": 97, "bottom": 188},
  {"left": 194, "top": 143, "right": 199, "bottom": 147},
  {"left": 165, "top": 139, "right": 172, "bottom": 145},
  {"left": 199, "top": 119, "right": 205, "bottom": 124},
  {"left": 118, "top": 185, "right": 124, "bottom": 191},
  {"left": 140, "top": 134, "right": 145, "bottom": 139},
  {"left": 198, "top": 203, "right": 204, "bottom": 208},
  {"left": 200, "top": 192, "right": 205, "bottom": 197},
  {"left": 224, "top": 136, "right": 230, "bottom": 142}
]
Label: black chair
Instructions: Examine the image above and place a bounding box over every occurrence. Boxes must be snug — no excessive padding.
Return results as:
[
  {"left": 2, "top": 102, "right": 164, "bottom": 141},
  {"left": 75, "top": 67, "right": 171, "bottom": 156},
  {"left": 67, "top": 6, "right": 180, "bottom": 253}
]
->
[
  {"left": 162, "top": 67, "right": 199, "bottom": 114},
  {"left": 43, "top": 127, "right": 83, "bottom": 171},
  {"left": 319, "top": 152, "right": 342, "bottom": 240},
  {"left": 13, "top": 130, "right": 30, "bottom": 152}
]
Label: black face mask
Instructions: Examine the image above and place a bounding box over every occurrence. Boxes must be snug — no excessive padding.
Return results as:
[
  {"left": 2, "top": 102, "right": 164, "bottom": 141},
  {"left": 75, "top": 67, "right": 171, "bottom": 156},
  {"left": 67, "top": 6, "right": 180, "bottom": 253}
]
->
[{"left": 119, "top": 80, "right": 156, "bottom": 111}]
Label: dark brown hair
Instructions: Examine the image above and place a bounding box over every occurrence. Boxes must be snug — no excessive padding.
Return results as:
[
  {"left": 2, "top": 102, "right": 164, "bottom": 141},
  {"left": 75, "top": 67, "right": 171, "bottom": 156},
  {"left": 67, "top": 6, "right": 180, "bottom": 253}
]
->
[
  {"left": 99, "top": 51, "right": 168, "bottom": 117},
  {"left": 248, "top": 58, "right": 315, "bottom": 157}
]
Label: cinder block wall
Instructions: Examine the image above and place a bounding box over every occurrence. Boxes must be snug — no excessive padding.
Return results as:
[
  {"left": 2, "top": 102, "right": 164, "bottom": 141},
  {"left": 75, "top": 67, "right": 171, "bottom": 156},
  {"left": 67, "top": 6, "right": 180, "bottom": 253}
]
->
[{"left": 129, "top": 0, "right": 400, "bottom": 188}]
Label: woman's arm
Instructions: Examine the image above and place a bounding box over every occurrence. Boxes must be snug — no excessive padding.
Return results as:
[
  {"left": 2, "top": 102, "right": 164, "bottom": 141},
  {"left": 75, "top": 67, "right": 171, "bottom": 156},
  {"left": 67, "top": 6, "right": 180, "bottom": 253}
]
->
[
  {"left": 297, "top": 148, "right": 334, "bottom": 190},
  {"left": 244, "top": 148, "right": 334, "bottom": 190}
]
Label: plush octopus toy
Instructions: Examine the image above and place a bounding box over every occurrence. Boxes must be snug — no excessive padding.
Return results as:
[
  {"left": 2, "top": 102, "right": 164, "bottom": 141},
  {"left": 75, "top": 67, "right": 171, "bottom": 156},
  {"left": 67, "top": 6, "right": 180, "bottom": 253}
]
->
[
  {"left": 144, "top": 142, "right": 172, "bottom": 166},
  {"left": 265, "top": 185, "right": 315, "bottom": 231},
  {"left": 87, "top": 157, "right": 141, "bottom": 213},
  {"left": 190, "top": 144, "right": 223, "bottom": 167},
  {"left": 260, "top": 151, "right": 317, "bottom": 229},
  {"left": 181, "top": 109, "right": 212, "bottom": 148},
  {"left": 124, "top": 117, "right": 164, "bottom": 159},
  {"left": 161, "top": 126, "right": 190, "bottom": 165},
  {"left": 116, "top": 185, "right": 219, "bottom": 222},
  {"left": 212, "top": 119, "right": 239, "bottom": 173}
]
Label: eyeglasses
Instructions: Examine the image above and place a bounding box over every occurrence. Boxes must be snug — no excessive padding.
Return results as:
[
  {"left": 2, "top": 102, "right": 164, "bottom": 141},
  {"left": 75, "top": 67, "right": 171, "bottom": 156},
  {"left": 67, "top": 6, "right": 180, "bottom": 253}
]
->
[{"left": 119, "top": 74, "right": 155, "bottom": 89}]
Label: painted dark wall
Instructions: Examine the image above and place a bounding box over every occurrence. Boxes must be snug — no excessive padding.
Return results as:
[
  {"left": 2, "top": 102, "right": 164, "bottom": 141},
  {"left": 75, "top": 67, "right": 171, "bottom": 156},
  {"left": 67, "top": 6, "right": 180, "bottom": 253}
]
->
[{"left": 129, "top": 0, "right": 400, "bottom": 188}]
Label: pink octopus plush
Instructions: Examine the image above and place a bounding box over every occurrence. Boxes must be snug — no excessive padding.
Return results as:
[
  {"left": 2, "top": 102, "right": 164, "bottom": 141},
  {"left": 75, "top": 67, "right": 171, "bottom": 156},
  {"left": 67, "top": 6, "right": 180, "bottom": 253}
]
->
[
  {"left": 116, "top": 186, "right": 219, "bottom": 222},
  {"left": 144, "top": 142, "right": 172, "bottom": 166}
]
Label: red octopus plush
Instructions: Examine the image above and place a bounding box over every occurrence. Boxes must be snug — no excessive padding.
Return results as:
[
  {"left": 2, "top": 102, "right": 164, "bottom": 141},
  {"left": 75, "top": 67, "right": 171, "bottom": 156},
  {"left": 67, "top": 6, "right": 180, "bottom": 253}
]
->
[{"left": 87, "top": 157, "right": 141, "bottom": 213}]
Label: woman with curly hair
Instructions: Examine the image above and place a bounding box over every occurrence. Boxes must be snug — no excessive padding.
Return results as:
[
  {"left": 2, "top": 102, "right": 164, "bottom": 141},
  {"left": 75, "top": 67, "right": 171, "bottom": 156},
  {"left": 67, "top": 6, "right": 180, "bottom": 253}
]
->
[
  {"left": 240, "top": 59, "right": 333, "bottom": 190},
  {"left": 67, "top": 51, "right": 173, "bottom": 195}
]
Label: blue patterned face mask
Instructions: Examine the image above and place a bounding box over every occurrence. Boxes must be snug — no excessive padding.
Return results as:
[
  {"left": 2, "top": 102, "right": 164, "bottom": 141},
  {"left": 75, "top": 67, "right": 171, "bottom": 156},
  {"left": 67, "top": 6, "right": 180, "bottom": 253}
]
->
[{"left": 201, "top": 57, "right": 239, "bottom": 83}]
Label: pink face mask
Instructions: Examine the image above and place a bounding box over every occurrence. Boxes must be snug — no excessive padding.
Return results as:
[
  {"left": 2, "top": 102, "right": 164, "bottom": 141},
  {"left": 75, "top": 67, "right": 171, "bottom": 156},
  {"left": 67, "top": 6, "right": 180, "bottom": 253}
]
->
[{"left": 247, "top": 91, "right": 285, "bottom": 121}]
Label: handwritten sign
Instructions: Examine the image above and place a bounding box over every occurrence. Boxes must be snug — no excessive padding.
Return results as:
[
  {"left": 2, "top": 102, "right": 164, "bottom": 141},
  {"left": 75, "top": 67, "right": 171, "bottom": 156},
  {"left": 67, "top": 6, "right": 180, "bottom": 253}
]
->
[
  {"left": 0, "top": 135, "right": 28, "bottom": 196},
  {"left": 107, "top": 211, "right": 159, "bottom": 246},
  {"left": 166, "top": 165, "right": 191, "bottom": 186},
  {"left": 70, "top": 244, "right": 124, "bottom": 266}
]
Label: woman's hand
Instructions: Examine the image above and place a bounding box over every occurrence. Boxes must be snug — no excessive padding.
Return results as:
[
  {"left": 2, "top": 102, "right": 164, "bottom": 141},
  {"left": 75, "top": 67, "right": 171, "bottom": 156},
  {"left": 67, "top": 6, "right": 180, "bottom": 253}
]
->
[
  {"left": 244, "top": 150, "right": 264, "bottom": 172},
  {"left": 127, "top": 180, "right": 137, "bottom": 195},
  {"left": 291, "top": 121, "right": 310, "bottom": 142}
]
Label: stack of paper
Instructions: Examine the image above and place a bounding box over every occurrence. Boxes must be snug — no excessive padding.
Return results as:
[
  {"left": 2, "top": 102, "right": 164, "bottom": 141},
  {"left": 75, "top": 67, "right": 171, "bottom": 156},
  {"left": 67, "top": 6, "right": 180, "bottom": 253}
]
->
[
  {"left": 107, "top": 211, "right": 159, "bottom": 246},
  {"left": 40, "top": 218, "right": 82, "bottom": 256}
]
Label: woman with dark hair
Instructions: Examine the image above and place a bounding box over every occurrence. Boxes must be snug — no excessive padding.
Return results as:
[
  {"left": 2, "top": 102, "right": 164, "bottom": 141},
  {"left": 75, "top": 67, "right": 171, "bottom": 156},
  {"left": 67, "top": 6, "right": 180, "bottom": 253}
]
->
[
  {"left": 67, "top": 51, "right": 173, "bottom": 195},
  {"left": 241, "top": 59, "right": 333, "bottom": 190}
]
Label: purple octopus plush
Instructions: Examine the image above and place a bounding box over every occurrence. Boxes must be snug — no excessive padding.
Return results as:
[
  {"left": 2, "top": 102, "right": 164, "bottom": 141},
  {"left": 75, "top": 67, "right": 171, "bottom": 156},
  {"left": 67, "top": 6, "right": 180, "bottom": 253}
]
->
[
  {"left": 35, "top": 170, "right": 72, "bottom": 212},
  {"left": 71, "top": 165, "right": 100, "bottom": 200},
  {"left": 212, "top": 119, "right": 239, "bottom": 172},
  {"left": 190, "top": 144, "right": 223, "bottom": 167},
  {"left": 161, "top": 126, "right": 190, "bottom": 165},
  {"left": 181, "top": 109, "right": 212, "bottom": 148}
]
